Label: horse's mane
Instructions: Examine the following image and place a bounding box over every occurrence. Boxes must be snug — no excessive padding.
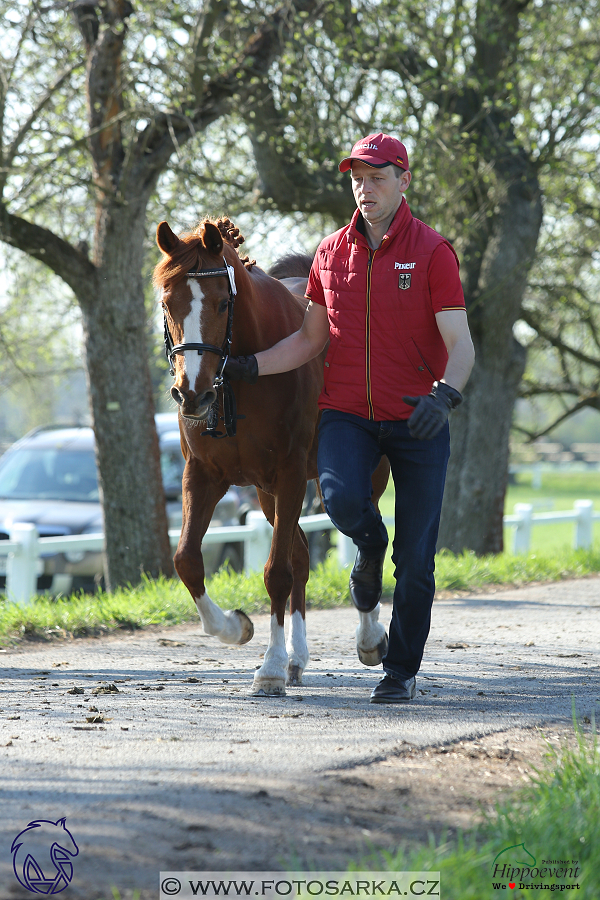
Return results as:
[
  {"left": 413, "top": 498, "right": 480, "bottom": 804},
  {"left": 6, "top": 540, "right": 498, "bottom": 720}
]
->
[
  {"left": 268, "top": 253, "right": 314, "bottom": 280},
  {"left": 153, "top": 217, "right": 256, "bottom": 290}
]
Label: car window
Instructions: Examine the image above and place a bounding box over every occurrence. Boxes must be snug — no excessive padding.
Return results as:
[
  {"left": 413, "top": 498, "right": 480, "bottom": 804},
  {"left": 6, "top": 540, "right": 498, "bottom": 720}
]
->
[{"left": 0, "top": 448, "right": 99, "bottom": 502}]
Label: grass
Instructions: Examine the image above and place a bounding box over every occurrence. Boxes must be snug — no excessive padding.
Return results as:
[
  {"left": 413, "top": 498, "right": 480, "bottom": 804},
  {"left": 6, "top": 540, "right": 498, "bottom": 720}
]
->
[
  {"left": 504, "top": 470, "right": 600, "bottom": 552},
  {"left": 1, "top": 542, "right": 600, "bottom": 645},
  {"left": 358, "top": 720, "right": 599, "bottom": 899},
  {"left": 377, "top": 469, "right": 600, "bottom": 554}
]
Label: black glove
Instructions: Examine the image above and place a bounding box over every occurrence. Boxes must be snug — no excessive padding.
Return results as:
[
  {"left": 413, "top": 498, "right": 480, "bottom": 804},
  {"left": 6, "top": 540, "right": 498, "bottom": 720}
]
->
[
  {"left": 223, "top": 354, "right": 259, "bottom": 384},
  {"left": 403, "top": 381, "right": 462, "bottom": 440}
]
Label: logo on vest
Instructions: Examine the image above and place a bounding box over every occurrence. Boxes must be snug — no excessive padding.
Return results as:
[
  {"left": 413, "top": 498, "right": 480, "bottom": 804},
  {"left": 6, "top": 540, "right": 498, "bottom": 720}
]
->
[
  {"left": 399, "top": 274, "right": 412, "bottom": 290},
  {"left": 395, "top": 262, "right": 416, "bottom": 270}
]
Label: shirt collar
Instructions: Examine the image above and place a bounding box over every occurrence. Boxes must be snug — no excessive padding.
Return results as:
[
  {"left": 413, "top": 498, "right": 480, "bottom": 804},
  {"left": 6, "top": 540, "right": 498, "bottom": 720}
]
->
[{"left": 349, "top": 197, "right": 412, "bottom": 247}]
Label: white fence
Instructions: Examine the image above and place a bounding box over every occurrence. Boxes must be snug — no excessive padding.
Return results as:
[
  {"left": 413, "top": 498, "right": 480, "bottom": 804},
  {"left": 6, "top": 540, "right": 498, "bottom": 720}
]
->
[{"left": 1, "top": 502, "right": 599, "bottom": 605}]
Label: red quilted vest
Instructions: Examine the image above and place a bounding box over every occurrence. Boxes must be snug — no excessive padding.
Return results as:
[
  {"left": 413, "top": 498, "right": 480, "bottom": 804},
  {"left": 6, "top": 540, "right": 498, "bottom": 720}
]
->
[{"left": 309, "top": 199, "right": 460, "bottom": 421}]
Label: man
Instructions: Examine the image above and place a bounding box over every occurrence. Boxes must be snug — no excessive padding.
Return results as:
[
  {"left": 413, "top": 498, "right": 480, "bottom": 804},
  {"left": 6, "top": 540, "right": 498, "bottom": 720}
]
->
[{"left": 226, "top": 133, "right": 474, "bottom": 703}]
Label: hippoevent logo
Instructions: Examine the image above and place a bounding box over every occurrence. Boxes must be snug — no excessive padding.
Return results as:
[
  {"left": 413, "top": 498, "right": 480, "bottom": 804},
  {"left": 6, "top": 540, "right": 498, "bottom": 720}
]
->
[
  {"left": 491, "top": 843, "right": 581, "bottom": 891},
  {"left": 11, "top": 817, "right": 79, "bottom": 895}
]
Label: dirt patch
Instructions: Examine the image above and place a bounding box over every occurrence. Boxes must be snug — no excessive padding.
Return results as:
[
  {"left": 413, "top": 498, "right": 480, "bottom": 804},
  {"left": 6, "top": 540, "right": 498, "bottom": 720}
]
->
[
  {"left": 320, "top": 725, "right": 574, "bottom": 843},
  {"left": 211, "top": 723, "right": 578, "bottom": 869},
  {"left": 26, "top": 723, "right": 574, "bottom": 900}
]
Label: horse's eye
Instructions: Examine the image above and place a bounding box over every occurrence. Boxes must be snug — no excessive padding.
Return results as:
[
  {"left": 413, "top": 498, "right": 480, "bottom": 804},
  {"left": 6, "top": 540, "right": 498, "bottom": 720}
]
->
[{"left": 218, "top": 299, "right": 229, "bottom": 314}]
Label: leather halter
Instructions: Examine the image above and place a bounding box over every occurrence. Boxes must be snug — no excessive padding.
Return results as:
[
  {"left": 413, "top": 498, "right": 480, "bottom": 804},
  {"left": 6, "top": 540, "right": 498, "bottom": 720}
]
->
[{"left": 163, "top": 258, "right": 243, "bottom": 438}]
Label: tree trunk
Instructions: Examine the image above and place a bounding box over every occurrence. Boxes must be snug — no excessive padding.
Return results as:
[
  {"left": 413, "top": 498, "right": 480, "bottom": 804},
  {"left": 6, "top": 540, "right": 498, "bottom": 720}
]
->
[
  {"left": 78, "top": 201, "right": 172, "bottom": 590},
  {"left": 438, "top": 162, "right": 543, "bottom": 555}
]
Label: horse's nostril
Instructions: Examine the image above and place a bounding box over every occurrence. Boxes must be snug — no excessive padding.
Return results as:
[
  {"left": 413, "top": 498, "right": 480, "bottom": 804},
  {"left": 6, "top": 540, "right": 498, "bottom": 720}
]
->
[
  {"left": 171, "top": 386, "right": 184, "bottom": 406},
  {"left": 195, "top": 390, "right": 217, "bottom": 410}
]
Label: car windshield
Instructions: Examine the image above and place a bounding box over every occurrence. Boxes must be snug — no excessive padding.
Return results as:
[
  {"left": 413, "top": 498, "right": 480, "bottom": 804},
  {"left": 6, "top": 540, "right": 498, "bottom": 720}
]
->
[{"left": 0, "top": 448, "right": 100, "bottom": 502}]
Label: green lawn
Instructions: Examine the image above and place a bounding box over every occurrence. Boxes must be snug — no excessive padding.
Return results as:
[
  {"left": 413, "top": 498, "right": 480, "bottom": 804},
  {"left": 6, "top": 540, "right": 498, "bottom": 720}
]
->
[
  {"left": 361, "top": 722, "right": 600, "bottom": 900},
  {"left": 377, "top": 469, "right": 600, "bottom": 555}
]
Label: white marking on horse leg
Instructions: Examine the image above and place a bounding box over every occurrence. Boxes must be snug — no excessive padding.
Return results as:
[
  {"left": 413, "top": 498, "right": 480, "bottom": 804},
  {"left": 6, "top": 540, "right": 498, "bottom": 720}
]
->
[
  {"left": 194, "top": 592, "right": 253, "bottom": 645},
  {"left": 286, "top": 609, "right": 309, "bottom": 685},
  {"left": 355, "top": 603, "right": 388, "bottom": 667},
  {"left": 182, "top": 280, "right": 206, "bottom": 386},
  {"left": 252, "top": 614, "right": 287, "bottom": 696}
]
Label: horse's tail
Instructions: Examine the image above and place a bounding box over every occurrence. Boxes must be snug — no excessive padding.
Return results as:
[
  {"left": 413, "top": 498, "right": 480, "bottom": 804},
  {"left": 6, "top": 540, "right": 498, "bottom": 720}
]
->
[{"left": 268, "top": 253, "right": 313, "bottom": 280}]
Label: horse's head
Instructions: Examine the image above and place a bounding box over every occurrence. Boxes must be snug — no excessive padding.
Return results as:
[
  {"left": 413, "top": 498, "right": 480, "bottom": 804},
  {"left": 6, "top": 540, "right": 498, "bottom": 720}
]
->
[{"left": 155, "top": 220, "right": 236, "bottom": 421}]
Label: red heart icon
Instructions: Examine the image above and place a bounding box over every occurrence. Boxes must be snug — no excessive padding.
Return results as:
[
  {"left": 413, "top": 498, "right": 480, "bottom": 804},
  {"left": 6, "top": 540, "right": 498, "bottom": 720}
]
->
[{"left": 509, "top": 885, "right": 516, "bottom": 890}]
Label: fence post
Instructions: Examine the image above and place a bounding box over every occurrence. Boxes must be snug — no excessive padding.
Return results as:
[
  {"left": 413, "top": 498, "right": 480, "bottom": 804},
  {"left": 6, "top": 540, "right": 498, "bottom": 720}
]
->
[
  {"left": 574, "top": 500, "right": 594, "bottom": 549},
  {"left": 244, "top": 511, "right": 272, "bottom": 573},
  {"left": 513, "top": 503, "right": 533, "bottom": 554},
  {"left": 7, "top": 523, "right": 39, "bottom": 605},
  {"left": 337, "top": 530, "right": 354, "bottom": 569}
]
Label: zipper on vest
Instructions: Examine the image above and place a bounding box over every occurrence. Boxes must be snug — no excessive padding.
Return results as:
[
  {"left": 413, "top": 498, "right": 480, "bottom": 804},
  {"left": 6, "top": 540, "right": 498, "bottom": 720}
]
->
[
  {"left": 365, "top": 247, "right": 377, "bottom": 420},
  {"left": 417, "top": 345, "right": 436, "bottom": 380}
]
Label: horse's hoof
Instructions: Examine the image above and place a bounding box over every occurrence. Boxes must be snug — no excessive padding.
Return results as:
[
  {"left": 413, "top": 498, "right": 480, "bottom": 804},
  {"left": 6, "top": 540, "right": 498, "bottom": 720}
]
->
[
  {"left": 357, "top": 632, "right": 388, "bottom": 667},
  {"left": 286, "top": 663, "right": 304, "bottom": 686},
  {"left": 251, "top": 676, "right": 286, "bottom": 697},
  {"left": 231, "top": 609, "right": 254, "bottom": 645}
]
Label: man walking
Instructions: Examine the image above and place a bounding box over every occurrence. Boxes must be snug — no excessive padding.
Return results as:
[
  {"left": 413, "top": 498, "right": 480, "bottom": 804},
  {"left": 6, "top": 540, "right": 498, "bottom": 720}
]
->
[{"left": 226, "top": 133, "right": 474, "bottom": 703}]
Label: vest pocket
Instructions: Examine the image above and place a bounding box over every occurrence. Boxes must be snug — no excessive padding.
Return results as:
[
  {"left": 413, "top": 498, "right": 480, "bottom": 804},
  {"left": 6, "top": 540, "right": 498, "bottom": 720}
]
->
[
  {"left": 401, "top": 339, "right": 435, "bottom": 388},
  {"left": 322, "top": 338, "right": 340, "bottom": 392}
]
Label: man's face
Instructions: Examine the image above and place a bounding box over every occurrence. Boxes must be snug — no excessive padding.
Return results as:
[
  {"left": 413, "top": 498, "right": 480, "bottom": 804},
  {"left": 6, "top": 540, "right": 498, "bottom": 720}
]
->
[{"left": 350, "top": 161, "right": 411, "bottom": 228}]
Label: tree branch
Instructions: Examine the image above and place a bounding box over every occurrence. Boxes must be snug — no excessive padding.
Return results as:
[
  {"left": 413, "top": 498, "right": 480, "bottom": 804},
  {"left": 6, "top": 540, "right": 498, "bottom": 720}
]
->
[
  {"left": 124, "top": 1, "right": 323, "bottom": 195},
  {"left": 1, "top": 62, "right": 82, "bottom": 192},
  {"left": 520, "top": 308, "right": 600, "bottom": 370},
  {"left": 516, "top": 394, "right": 600, "bottom": 443},
  {"left": 0, "top": 205, "right": 96, "bottom": 293}
]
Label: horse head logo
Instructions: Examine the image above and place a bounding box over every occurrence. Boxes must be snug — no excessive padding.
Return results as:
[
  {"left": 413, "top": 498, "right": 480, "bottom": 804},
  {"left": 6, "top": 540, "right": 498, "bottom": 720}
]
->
[{"left": 11, "top": 817, "right": 79, "bottom": 895}]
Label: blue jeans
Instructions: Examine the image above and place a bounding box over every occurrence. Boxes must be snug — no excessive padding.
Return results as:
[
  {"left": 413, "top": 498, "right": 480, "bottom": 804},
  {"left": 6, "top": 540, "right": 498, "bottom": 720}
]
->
[{"left": 318, "top": 409, "right": 450, "bottom": 680}]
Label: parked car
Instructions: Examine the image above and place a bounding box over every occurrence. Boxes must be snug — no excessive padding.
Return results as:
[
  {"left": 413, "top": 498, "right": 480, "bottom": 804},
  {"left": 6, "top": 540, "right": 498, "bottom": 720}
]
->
[
  {"left": 0, "top": 414, "right": 329, "bottom": 596},
  {"left": 0, "top": 415, "right": 251, "bottom": 595}
]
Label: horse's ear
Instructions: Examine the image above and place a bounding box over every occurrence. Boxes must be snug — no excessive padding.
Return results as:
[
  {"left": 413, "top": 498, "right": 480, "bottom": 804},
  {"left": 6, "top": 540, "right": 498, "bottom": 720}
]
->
[
  {"left": 156, "top": 221, "right": 180, "bottom": 255},
  {"left": 200, "top": 222, "right": 224, "bottom": 257}
]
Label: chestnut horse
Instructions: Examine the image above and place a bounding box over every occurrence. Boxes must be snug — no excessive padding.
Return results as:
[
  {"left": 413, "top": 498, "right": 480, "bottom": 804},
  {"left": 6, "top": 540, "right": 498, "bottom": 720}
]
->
[{"left": 154, "top": 217, "right": 389, "bottom": 696}]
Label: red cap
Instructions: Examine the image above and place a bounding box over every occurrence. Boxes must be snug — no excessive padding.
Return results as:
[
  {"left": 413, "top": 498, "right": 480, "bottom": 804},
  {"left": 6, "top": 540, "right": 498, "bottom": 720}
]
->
[{"left": 339, "top": 133, "right": 409, "bottom": 173}]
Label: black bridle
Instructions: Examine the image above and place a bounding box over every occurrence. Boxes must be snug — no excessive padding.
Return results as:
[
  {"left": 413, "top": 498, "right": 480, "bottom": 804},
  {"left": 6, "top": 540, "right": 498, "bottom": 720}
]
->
[{"left": 163, "top": 258, "right": 243, "bottom": 438}]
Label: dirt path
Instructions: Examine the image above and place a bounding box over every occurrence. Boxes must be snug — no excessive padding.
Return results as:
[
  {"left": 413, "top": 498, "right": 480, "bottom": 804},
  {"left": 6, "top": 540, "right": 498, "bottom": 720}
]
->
[{"left": 1, "top": 577, "right": 598, "bottom": 899}]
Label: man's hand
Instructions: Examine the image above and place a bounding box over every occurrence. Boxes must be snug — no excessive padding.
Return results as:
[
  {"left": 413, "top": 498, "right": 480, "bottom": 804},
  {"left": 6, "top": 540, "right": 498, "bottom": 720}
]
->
[
  {"left": 403, "top": 381, "right": 462, "bottom": 440},
  {"left": 223, "top": 355, "right": 259, "bottom": 384}
]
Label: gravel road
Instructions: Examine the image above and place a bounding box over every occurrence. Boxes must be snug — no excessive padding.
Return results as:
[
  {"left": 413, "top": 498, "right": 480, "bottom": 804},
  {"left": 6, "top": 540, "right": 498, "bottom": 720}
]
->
[{"left": 1, "top": 577, "right": 598, "bottom": 899}]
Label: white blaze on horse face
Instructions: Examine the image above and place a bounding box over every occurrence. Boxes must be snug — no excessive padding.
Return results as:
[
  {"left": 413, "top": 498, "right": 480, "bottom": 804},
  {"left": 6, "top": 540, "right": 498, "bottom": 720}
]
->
[{"left": 181, "top": 279, "right": 206, "bottom": 389}]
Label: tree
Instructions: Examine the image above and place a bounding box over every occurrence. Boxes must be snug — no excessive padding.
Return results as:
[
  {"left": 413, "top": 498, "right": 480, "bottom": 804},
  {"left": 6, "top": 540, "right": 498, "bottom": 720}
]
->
[
  {"left": 516, "top": 153, "right": 600, "bottom": 441},
  {"left": 0, "top": 0, "right": 321, "bottom": 589},
  {"left": 223, "top": 0, "right": 600, "bottom": 553}
]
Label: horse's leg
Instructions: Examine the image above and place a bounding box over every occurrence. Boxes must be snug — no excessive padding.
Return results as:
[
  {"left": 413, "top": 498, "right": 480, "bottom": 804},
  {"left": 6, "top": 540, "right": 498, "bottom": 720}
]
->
[
  {"left": 355, "top": 456, "right": 391, "bottom": 666},
  {"left": 356, "top": 604, "right": 389, "bottom": 666},
  {"left": 175, "top": 460, "right": 253, "bottom": 645},
  {"left": 251, "top": 474, "right": 307, "bottom": 696},
  {"left": 287, "top": 524, "right": 310, "bottom": 685}
]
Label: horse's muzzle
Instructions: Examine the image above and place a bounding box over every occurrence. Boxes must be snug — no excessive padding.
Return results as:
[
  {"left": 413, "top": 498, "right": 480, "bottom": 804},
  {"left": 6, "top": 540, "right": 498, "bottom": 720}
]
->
[{"left": 171, "top": 385, "right": 217, "bottom": 419}]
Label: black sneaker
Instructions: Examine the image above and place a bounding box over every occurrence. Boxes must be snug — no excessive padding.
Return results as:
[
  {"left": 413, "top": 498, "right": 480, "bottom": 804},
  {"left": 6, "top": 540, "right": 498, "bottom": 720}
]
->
[
  {"left": 349, "top": 551, "right": 385, "bottom": 613},
  {"left": 370, "top": 674, "right": 416, "bottom": 704}
]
